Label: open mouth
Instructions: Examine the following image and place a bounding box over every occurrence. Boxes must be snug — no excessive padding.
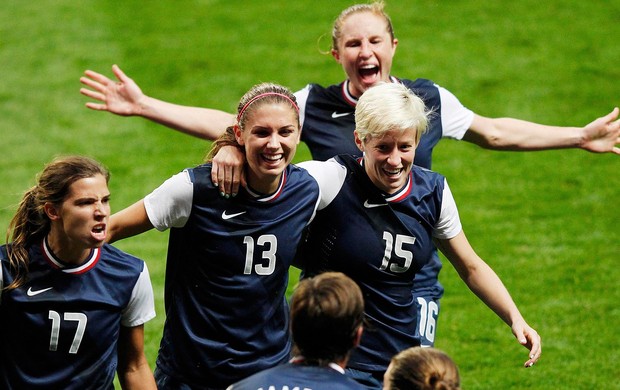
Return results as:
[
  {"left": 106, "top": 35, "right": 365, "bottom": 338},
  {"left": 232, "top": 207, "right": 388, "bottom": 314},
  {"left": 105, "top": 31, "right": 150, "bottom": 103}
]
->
[
  {"left": 359, "top": 64, "right": 379, "bottom": 80},
  {"left": 92, "top": 225, "right": 107, "bottom": 241}
]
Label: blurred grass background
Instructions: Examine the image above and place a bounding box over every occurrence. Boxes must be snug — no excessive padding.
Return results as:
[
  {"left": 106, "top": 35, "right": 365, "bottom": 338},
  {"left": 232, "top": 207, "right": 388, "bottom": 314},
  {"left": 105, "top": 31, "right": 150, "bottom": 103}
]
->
[{"left": 1, "top": 1, "right": 618, "bottom": 388}]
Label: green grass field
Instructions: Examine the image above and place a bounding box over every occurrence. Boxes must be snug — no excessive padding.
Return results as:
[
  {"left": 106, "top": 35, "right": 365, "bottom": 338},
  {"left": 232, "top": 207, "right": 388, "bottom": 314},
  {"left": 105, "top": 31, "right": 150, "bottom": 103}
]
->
[{"left": 1, "top": 1, "right": 618, "bottom": 388}]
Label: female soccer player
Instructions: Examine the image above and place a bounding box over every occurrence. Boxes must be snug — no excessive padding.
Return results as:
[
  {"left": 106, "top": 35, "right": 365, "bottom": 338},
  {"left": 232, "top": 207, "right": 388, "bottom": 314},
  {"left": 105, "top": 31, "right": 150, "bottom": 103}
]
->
[
  {"left": 383, "top": 347, "right": 461, "bottom": 390},
  {"left": 300, "top": 83, "right": 540, "bottom": 387},
  {"left": 79, "top": 1, "right": 619, "bottom": 349},
  {"left": 106, "top": 83, "right": 327, "bottom": 389},
  {"left": 0, "top": 156, "right": 156, "bottom": 389},
  {"left": 212, "top": 82, "right": 542, "bottom": 388}
]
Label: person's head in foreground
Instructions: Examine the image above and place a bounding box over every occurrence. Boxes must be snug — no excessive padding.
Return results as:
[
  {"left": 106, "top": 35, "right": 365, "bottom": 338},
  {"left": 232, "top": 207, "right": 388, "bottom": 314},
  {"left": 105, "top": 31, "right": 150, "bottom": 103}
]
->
[
  {"left": 383, "top": 347, "right": 460, "bottom": 390},
  {"left": 290, "top": 271, "right": 365, "bottom": 366}
]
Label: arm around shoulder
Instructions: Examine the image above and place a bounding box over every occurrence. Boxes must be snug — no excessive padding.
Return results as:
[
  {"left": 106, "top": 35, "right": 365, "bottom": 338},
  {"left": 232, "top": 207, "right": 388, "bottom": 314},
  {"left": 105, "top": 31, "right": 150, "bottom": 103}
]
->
[{"left": 108, "top": 200, "right": 154, "bottom": 243}]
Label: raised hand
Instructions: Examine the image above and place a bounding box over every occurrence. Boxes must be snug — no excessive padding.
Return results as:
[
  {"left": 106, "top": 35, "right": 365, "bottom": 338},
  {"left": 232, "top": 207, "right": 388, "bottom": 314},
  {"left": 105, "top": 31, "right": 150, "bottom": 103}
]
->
[
  {"left": 581, "top": 107, "right": 620, "bottom": 154},
  {"left": 80, "top": 64, "right": 145, "bottom": 116}
]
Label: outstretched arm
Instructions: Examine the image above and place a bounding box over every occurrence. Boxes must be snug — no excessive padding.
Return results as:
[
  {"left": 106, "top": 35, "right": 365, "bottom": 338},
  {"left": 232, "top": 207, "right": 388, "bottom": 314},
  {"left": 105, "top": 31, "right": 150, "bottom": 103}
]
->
[
  {"left": 80, "top": 64, "right": 234, "bottom": 140},
  {"left": 436, "top": 231, "right": 542, "bottom": 368},
  {"left": 464, "top": 108, "right": 620, "bottom": 154}
]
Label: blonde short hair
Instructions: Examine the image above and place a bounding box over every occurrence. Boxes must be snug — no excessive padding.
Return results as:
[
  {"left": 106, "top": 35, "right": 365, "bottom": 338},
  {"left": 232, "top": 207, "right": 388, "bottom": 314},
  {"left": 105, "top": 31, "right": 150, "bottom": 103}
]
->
[{"left": 355, "top": 82, "right": 429, "bottom": 144}]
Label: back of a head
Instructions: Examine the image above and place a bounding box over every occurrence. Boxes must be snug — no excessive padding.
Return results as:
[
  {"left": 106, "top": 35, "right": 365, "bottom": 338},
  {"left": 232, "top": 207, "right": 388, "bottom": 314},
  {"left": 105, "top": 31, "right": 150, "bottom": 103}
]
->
[
  {"left": 289, "top": 272, "right": 364, "bottom": 366},
  {"left": 386, "top": 347, "right": 460, "bottom": 390}
]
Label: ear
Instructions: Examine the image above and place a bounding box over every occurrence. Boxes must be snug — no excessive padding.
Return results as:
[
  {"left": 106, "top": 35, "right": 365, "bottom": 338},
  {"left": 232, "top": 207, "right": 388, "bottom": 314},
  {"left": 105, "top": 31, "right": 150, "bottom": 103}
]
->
[
  {"left": 353, "top": 326, "right": 364, "bottom": 347},
  {"left": 233, "top": 124, "right": 245, "bottom": 146},
  {"left": 44, "top": 202, "right": 60, "bottom": 221},
  {"left": 354, "top": 130, "right": 364, "bottom": 152},
  {"left": 331, "top": 48, "right": 341, "bottom": 62}
]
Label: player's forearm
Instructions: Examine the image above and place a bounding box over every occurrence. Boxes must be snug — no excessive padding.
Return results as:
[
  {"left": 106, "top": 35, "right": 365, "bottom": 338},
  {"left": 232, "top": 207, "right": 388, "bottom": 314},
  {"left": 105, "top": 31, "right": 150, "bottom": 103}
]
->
[
  {"left": 118, "top": 362, "right": 156, "bottom": 390},
  {"left": 466, "top": 115, "right": 583, "bottom": 151},
  {"left": 138, "top": 96, "right": 234, "bottom": 140},
  {"left": 461, "top": 260, "right": 525, "bottom": 327},
  {"left": 108, "top": 200, "right": 154, "bottom": 243}
]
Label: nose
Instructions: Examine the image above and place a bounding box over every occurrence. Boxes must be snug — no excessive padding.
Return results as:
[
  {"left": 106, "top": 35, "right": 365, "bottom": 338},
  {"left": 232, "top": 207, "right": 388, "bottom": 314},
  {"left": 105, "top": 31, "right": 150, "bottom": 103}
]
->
[
  {"left": 94, "top": 201, "right": 108, "bottom": 218},
  {"left": 359, "top": 40, "right": 372, "bottom": 58},
  {"left": 266, "top": 133, "right": 281, "bottom": 149},
  {"left": 386, "top": 149, "right": 401, "bottom": 166}
]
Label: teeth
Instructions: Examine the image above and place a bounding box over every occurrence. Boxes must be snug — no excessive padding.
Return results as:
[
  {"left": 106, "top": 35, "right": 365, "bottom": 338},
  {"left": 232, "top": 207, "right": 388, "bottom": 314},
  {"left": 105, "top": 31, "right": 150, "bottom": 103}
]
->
[
  {"left": 263, "top": 154, "right": 282, "bottom": 161},
  {"left": 361, "top": 64, "right": 377, "bottom": 69}
]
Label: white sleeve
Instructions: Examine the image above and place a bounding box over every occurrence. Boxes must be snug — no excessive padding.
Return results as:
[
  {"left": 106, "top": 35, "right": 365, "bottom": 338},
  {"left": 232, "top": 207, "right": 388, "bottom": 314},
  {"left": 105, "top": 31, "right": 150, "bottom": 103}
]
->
[
  {"left": 433, "top": 179, "right": 463, "bottom": 240},
  {"left": 297, "top": 159, "right": 347, "bottom": 210},
  {"left": 294, "top": 85, "right": 311, "bottom": 129},
  {"left": 437, "top": 84, "right": 475, "bottom": 140},
  {"left": 121, "top": 262, "right": 156, "bottom": 327},
  {"left": 143, "top": 170, "right": 194, "bottom": 231}
]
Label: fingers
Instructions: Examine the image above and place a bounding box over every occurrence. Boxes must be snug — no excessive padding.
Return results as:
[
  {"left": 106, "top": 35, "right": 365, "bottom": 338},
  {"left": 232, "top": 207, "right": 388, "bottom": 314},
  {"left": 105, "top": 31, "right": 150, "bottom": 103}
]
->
[
  {"left": 211, "top": 161, "right": 240, "bottom": 198},
  {"left": 518, "top": 327, "right": 541, "bottom": 368},
  {"left": 112, "top": 64, "right": 129, "bottom": 83},
  {"left": 83, "top": 69, "right": 112, "bottom": 85}
]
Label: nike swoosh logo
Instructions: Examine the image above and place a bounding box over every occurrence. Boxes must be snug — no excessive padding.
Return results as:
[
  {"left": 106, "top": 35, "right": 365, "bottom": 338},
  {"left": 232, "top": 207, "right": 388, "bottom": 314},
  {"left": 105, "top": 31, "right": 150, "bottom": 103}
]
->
[
  {"left": 363, "top": 200, "right": 388, "bottom": 208},
  {"left": 27, "top": 287, "right": 53, "bottom": 296},
  {"left": 222, "top": 210, "right": 247, "bottom": 220},
  {"left": 331, "top": 111, "right": 353, "bottom": 119}
]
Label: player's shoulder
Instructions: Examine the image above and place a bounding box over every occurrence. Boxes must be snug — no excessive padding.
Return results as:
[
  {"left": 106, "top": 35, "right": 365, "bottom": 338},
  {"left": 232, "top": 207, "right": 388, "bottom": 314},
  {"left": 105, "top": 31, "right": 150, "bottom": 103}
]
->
[{"left": 397, "top": 76, "right": 437, "bottom": 89}]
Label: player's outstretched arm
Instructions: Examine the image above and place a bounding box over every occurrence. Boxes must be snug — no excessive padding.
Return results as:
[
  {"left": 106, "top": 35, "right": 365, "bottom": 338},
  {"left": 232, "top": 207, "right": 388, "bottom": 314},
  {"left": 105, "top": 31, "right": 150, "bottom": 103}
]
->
[
  {"left": 436, "top": 231, "right": 542, "bottom": 368},
  {"left": 464, "top": 107, "right": 620, "bottom": 154},
  {"left": 80, "top": 64, "right": 234, "bottom": 141}
]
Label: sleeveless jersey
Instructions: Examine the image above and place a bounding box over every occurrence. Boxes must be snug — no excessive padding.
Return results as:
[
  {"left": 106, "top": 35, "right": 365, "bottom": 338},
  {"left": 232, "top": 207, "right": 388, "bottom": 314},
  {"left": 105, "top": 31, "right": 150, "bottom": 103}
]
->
[
  {"left": 0, "top": 241, "right": 154, "bottom": 389},
  {"left": 146, "top": 163, "right": 321, "bottom": 388}
]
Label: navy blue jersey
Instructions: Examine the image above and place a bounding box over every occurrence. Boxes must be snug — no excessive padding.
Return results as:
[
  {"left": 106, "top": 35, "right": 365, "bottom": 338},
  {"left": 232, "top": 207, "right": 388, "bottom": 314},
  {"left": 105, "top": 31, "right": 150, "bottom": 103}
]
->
[
  {"left": 295, "top": 78, "right": 472, "bottom": 349},
  {"left": 147, "top": 163, "right": 321, "bottom": 388},
  {"left": 299, "top": 155, "right": 460, "bottom": 373},
  {"left": 228, "top": 362, "right": 364, "bottom": 390},
  {"left": 296, "top": 77, "right": 472, "bottom": 168},
  {"left": 0, "top": 240, "right": 154, "bottom": 390}
]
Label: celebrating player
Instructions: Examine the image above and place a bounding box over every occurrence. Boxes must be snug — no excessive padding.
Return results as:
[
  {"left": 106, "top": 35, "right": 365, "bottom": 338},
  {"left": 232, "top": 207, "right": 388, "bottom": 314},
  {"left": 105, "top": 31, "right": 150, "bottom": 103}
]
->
[
  {"left": 0, "top": 156, "right": 156, "bottom": 389},
  {"left": 105, "top": 83, "right": 333, "bottom": 389},
  {"left": 79, "top": 1, "right": 619, "bottom": 351}
]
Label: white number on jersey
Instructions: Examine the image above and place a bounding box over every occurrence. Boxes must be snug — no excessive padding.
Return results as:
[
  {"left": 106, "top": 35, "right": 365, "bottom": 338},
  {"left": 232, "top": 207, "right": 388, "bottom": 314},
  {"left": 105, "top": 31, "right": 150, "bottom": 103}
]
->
[
  {"left": 417, "top": 297, "right": 438, "bottom": 344},
  {"left": 379, "top": 231, "right": 416, "bottom": 273},
  {"left": 243, "top": 234, "right": 278, "bottom": 275},
  {"left": 48, "top": 310, "right": 88, "bottom": 354}
]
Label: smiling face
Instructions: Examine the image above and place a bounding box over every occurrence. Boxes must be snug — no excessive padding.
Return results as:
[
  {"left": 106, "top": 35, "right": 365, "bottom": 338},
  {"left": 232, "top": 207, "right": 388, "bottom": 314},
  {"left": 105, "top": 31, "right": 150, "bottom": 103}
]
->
[
  {"left": 332, "top": 11, "right": 398, "bottom": 98},
  {"left": 235, "top": 102, "right": 301, "bottom": 194},
  {"left": 356, "top": 127, "right": 417, "bottom": 194},
  {"left": 45, "top": 174, "right": 110, "bottom": 263}
]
